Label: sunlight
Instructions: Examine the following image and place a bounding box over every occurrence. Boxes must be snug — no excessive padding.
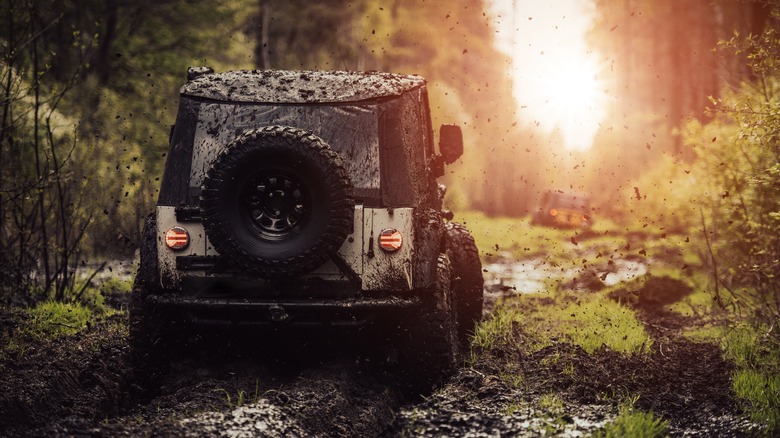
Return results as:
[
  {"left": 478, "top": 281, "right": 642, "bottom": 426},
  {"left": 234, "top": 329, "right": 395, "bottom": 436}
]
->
[
  {"left": 491, "top": 0, "right": 608, "bottom": 151},
  {"left": 537, "top": 54, "right": 607, "bottom": 151}
]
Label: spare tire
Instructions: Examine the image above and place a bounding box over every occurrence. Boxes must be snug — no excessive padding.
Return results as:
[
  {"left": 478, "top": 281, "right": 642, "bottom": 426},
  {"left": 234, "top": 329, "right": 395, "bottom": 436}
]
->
[{"left": 200, "top": 126, "right": 354, "bottom": 278}]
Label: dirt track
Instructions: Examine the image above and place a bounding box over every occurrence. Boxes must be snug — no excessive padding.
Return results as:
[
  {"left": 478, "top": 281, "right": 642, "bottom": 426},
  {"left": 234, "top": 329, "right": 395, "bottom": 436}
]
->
[{"left": 0, "top": 254, "right": 761, "bottom": 437}]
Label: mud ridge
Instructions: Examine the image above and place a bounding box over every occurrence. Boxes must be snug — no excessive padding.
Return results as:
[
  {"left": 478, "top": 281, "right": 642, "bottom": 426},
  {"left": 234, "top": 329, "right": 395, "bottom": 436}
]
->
[{"left": 0, "top": 314, "right": 136, "bottom": 436}]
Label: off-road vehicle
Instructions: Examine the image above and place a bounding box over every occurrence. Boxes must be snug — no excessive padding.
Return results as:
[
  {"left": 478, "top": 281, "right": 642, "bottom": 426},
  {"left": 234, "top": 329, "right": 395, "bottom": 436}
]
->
[
  {"left": 531, "top": 189, "right": 593, "bottom": 228},
  {"left": 131, "top": 67, "right": 483, "bottom": 388}
]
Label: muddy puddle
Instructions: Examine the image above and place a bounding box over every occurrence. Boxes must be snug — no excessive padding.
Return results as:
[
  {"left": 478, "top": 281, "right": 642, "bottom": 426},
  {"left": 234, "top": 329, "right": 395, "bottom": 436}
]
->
[
  {"left": 387, "top": 367, "right": 615, "bottom": 437},
  {"left": 483, "top": 251, "right": 648, "bottom": 295}
]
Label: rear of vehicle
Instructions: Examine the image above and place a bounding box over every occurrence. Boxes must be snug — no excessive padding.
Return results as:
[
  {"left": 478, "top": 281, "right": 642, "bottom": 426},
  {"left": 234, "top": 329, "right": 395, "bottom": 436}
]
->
[
  {"left": 131, "top": 70, "right": 483, "bottom": 391},
  {"left": 532, "top": 190, "right": 593, "bottom": 228},
  {"left": 147, "top": 70, "right": 442, "bottom": 326}
]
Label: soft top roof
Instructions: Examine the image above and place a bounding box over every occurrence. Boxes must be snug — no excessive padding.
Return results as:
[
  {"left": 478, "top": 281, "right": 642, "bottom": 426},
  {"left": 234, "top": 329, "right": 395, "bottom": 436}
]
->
[{"left": 180, "top": 69, "right": 427, "bottom": 104}]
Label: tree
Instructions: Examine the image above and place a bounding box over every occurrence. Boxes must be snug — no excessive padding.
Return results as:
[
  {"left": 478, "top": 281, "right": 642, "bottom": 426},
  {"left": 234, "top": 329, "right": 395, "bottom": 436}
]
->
[
  {"left": 1, "top": 0, "right": 246, "bottom": 300},
  {"left": 586, "top": 0, "right": 773, "bottom": 214}
]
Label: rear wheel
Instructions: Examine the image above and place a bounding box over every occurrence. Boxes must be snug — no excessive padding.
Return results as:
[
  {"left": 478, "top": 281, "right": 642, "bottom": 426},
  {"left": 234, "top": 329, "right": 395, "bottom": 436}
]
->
[
  {"left": 445, "top": 222, "right": 484, "bottom": 346},
  {"left": 396, "top": 255, "right": 459, "bottom": 395}
]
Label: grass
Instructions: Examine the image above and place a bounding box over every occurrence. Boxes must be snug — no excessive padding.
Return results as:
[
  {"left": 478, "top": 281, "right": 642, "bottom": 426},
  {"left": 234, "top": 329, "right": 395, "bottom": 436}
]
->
[
  {"left": 0, "top": 273, "right": 133, "bottom": 361},
  {"left": 499, "top": 369, "right": 525, "bottom": 389},
  {"left": 462, "top": 210, "right": 780, "bottom": 433},
  {"left": 1, "top": 300, "right": 95, "bottom": 361},
  {"left": 472, "top": 291, "right": 652, "bottom": 358},
  {"left": 538, "top": 392, "right": 564, "bottom": 414},
  {"left": 455, "top": 211, "right": 585, "bottom": 261},
  {"left": 502, "top": 401, "right": 523, "bottom": 416},
  {"left": 733, "top": 369, "right": 780, "bottom": 430},
  {"left": 28, "top": 301, "right": 93, "bottom": 338},
  {"left": 546, "top": 295, "right": 651, "bottom": 354},
  {"left": 455, "top": 211, "right": 682, "bottom": 266},
  {"left": 722, "top": 324, "right": 780, "bottom": 431},
  {"left": 682, "top": 321, "right": 780, "bottom": 431},
  {"left": 595, "top": 403, "right": 668, "bottom": 438}
]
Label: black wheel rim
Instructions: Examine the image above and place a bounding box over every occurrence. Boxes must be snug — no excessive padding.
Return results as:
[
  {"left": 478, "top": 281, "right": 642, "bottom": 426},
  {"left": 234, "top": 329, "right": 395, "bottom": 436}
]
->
[{"left": 238, "top": 169, "right": 312, "bottom": 241}]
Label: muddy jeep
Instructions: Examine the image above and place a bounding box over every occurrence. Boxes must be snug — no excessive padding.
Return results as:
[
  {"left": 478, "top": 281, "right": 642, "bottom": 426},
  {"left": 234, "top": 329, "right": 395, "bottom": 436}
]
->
[{"left": 131, "top": 68, "right": 483, "bottom": 388}]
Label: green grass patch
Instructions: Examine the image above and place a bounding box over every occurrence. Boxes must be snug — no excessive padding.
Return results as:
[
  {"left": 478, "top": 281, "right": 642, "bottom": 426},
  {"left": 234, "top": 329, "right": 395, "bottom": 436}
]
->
[
  {"left": 454, "top": 211, "right": 619, "bottom": 262},
  {"left": 683, "top": 322, "right": 780, "bottom": 432},
  {"left": 0, "top": 299, "right": 105, "bottom": 361},
  {"left": 71, "top": 275, "right": 133, "bottom": 315},
  {"left": 723, "top": 324, "right": 780, "bottom": 431},
  {"left": 472, "top": 304, "right": 524, "bottom": 355},
  {"left": 733, "top": 369, "right": 780, "bottom": 430},
  {"left": 97, "top": 276, "right": 133, "bottom": 294},
  {"left": 502, "top": 401, "right": 523, "bottom": 416},
  {"left": 538, "top": 392, "right": 564, "bottom": 414},
  {"left": 595, "top": 404, "right": 668, "bottom": 438},
  {"left": 499, "top": 369, "right": 525, "bottom": 389},
  {"left": 681, "top": 324, "right": 723, "bottom": 343},
  {"left": 473, "top": 291, "right": 651, "bottom": 358},
  {"left": 28, "top": 301, "right": 93, "bottom": 338},
  {"left": 547, "top": 295, "right": 651, "bottom": 354}
]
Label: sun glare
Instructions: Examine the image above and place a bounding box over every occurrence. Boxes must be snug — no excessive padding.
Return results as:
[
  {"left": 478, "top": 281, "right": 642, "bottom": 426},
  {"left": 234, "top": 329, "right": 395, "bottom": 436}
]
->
[
  {"left": 493, "top": 0, "right": 608, "bottom": 151},
  {"left": 538, "top": 54, "right": 607, "bottom": 151}
]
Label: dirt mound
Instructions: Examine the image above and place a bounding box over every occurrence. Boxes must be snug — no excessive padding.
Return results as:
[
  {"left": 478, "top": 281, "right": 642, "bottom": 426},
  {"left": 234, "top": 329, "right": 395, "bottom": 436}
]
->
[
  {"left": 0, "top": 313, "right": 404, "bottom": 437},
  {"left": 550, "top": 341, "right": 737, "bottom": 428},
  {"left": 0, "top": 314, "right": 135, "bottom": 436},
  {"left": 385, "top": 262, "right": 755, "bottom": 436},
  {"left": 609, "top": 276, "right": 693, "bottom": 314}
]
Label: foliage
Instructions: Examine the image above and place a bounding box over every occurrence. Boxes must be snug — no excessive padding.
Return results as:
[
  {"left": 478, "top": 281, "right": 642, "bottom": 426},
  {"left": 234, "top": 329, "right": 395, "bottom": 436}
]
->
[
  {"left": 586, "top": 0, "right": 772, "bottom": 218},
  {"left": 0, "top": 1, "right": 91, "bottom": 301},
  {"left": 679, "top": 14, "right": 780, "bottom": 336},
  {"left": 0, "top": 0, "right": 246, "bottom": 301},
  {"left": 608, "top": 154, "right": 701, "bottom": 233}
]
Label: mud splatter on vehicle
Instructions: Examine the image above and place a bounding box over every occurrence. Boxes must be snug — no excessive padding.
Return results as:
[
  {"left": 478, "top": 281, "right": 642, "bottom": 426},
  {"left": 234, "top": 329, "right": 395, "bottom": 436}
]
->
[{"left": 131, "top": 68, "right": 484, "bottom": 393}]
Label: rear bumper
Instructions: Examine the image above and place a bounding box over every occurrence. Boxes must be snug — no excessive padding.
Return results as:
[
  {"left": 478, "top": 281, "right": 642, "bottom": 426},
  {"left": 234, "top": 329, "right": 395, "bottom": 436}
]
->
[{"left": 146, "top": 294, "right": 421, "bottom": 327}]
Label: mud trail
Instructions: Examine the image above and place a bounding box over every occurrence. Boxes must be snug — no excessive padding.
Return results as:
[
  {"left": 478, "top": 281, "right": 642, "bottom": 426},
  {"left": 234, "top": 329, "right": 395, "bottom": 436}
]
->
[
  {"left": 0, "top": 249, "right": 760, "bottom": 436},
  {"left": 386, "top": 262, "right": 758, "bottom": 437},
  {"left": 0, "top": 315, "right": 404, "bottom": 437}
]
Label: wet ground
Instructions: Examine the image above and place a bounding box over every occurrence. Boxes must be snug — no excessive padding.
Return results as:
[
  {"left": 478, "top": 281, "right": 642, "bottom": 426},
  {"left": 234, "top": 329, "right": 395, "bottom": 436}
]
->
[{"left": 0, "top": 240, "right": 762, "bottom": 436}]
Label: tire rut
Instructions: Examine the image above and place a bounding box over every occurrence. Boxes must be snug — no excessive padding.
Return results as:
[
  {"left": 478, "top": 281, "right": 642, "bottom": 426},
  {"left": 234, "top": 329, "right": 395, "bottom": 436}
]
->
[{"left": 0, "top": 313, "right": 404, "bottom": 437}]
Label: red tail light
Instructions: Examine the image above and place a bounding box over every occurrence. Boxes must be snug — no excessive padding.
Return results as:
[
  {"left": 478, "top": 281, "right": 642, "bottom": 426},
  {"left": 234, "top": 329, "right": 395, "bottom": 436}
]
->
[
  {"left": 378, "top": 228, "right": 403, "bottom": 252},
  {"left": 165, "top": 226, "right": 190, "bottom": 250},
  {"left": 549, "top": 209, "right": 558, "bottom": 217}
]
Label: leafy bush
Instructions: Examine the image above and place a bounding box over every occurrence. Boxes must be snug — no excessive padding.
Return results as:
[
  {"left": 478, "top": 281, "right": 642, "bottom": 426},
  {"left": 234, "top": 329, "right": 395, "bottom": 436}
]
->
[{"left": 673, "top": 19, "right": 780, "bottom": 338}]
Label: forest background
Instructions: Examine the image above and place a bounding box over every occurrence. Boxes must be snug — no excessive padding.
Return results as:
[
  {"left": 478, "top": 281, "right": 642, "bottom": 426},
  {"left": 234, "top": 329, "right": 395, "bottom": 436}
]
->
[{"left": 0, "top": 0, "right": 778, "bottom": 335}]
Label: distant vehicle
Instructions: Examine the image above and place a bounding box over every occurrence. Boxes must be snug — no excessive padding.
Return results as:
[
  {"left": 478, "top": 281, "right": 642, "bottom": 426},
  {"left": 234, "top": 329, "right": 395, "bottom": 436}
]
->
[{"left": 531, "top": 190, "right": 592, "bottom": 228}]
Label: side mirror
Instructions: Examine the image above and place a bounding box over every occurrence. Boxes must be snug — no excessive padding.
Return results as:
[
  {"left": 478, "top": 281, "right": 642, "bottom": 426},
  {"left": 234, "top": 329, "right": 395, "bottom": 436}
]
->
[{"left": 439, "top": 124, "right": 463, "bottom": 164}]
